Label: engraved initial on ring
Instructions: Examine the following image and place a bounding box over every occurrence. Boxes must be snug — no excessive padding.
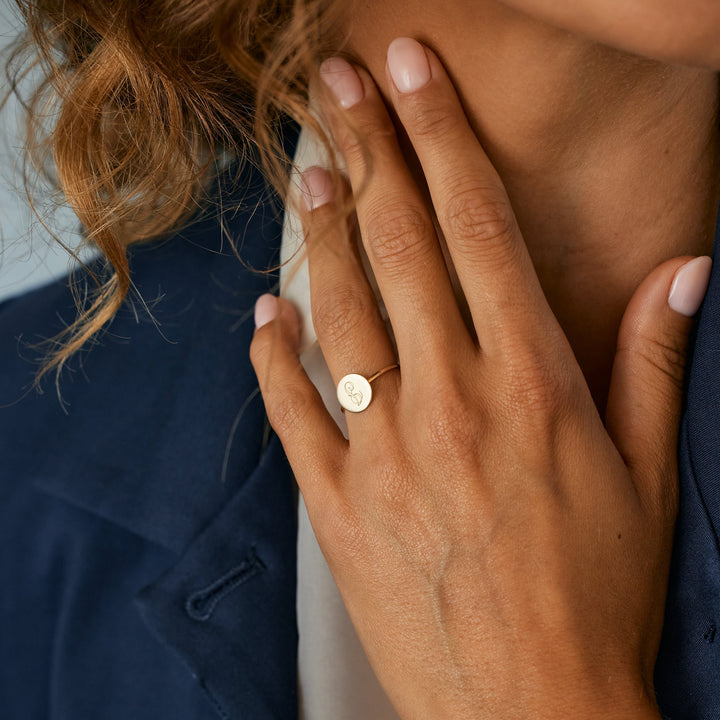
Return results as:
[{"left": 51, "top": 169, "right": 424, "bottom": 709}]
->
[{"left": 343, "top": 380, "right": 364, "bottom": 407}]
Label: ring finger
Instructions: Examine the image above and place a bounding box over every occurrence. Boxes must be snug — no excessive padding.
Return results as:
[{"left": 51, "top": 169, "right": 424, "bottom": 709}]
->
[{"left": 300, "top": 166, "right": 400, "bottom": 415}]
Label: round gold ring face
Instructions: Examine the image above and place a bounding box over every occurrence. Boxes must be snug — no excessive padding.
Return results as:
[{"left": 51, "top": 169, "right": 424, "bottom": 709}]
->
[{"left": 337, "top": 373, "right": 372, "bottom": 413}]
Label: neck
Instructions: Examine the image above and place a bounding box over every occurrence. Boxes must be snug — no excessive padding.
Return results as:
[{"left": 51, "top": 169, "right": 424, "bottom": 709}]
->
[{"left": 333, "top": 0, "right": 720, "bottom": 410}]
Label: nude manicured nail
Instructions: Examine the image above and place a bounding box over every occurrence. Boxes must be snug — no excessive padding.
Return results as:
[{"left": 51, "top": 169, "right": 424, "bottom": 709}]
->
[
  {"left": 320, "top": 57, "right": 365, "bottom": 109},
  {"left": 255, "top": 294, "right": 278, "bottom": 329},
  {"left": 387, "top": 37, "right": 431, "bottom": 93},
  {"left": 300, "top": 166, "right": 334, "bottom": 212},
  {"left": 668, "top": 256, "right": 712, "bottom": 317}
]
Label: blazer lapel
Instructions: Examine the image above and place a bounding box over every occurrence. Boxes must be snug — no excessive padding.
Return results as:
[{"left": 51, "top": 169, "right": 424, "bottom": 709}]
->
[
  {"left": 0, "top": 152, "right": 299, "bottom": 718},
  {"left": 3, "top": 162, "right": 285, "bottom": 555}
]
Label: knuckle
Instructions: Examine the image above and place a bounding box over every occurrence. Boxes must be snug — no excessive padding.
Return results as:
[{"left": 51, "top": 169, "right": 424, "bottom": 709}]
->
[
  {"left": 340, "top": 127, "right": 371, "bottom": 174},
  {"left": 363, "top": 204, "right": 430, "bottom": 269},
  {"left": 501, "top": 351, "right": 571, "bottom": 418},
  {"left": 421, "top": 380, "right": 480, "bottom": 458},
  {"left": 635, "top": 336, "right": 687, "bottom": 392},
  {"left": 265, "top": 387, "right": 311, "bottom": 438},
  {"left": 342, "top": 122, "right": 395, "bottom": 171},
  {"left": 442, "top": 188, "right": 517, "bottom": 253},
  {"left": 314, "top": 495, "right": 367, "bottom": 561},
  {"left": 505, "top": 373, "right": 556, "bottom": 418},
  {"left": 406, "top": 98, "right": 455, "bottom": 141},
  {"left": 312, "top": 284, "right": 375, "bottom": 349}
]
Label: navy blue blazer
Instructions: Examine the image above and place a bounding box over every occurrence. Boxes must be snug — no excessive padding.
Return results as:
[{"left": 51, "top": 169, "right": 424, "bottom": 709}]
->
[{"left": 0, "top": 153, "right": 718, "bottom": 719}]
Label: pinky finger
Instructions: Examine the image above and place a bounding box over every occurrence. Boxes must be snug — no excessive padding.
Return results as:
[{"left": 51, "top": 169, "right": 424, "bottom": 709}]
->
[{"left": 250, "top": 294, "right": 347, "bottom": 496}]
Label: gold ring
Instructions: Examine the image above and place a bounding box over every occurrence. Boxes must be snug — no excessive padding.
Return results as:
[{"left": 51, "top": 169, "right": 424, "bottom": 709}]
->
[{"left": 337, "top": 364, "right": 400, "bottom": 413}]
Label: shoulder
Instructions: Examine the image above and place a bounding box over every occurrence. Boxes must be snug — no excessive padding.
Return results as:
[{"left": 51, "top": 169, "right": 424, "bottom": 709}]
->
[
  {"left": 0, "top": 157, "right": 286, "bottom": 506},
  {"left": 1, "top": 159, "right": 283, "bottom": 392},
  {"left": 0, "top": 139, "right": 299, "bottom": 720}
]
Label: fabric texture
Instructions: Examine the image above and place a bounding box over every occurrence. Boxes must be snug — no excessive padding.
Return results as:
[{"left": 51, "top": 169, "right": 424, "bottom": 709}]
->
[{"left": 0, "top": 158, "right": 299, "bottom": 720}]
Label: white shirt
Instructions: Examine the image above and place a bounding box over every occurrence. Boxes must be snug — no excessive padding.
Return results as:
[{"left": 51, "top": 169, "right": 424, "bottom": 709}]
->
[{"left": 281, "top": 127, "right": 400, "bottom": 720}]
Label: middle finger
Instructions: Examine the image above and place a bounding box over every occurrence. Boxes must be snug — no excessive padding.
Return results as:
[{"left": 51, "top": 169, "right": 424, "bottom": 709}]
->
[
  {"left": 318, "top": 57, "right": 473, "bottom": 371},
  {"left": 384, "top": 38, "right": 559, "bottom": 356}
]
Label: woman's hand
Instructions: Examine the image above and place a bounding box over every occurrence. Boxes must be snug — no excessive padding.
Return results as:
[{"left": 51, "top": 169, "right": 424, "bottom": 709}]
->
[
  {"left": 499, "top": 0, "right": 720, "bottom": 69},
  {"left": 250, "top": 38, "right": 711, "bottom": 719}
]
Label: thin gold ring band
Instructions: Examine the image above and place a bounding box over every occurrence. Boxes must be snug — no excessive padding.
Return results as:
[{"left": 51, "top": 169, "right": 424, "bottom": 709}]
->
[{"left": 366, "top": 363, "right": 400, "bottom": 384}]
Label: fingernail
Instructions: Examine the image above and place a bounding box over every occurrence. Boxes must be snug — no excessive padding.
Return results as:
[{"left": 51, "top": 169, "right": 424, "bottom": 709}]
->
[
  {"left": 255, "top": 293, "right": 278, "bottom": 328},
  {"left": 320, "top": 57, "right": 364, "bottom": 109},
  {"left": 387, "top": 37, "right": 431, "bottom": 94},
  {"left": 300, "top": 166, "right": 334, "bottom": 212},
  {"left": 668, "top": 256, "right": 712, "bottom": 317}
]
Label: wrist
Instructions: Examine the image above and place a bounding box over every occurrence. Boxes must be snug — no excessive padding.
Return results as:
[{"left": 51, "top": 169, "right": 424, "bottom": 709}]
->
[
  {"left": 494, "top": 660, "right": 663, "bottom": 720},
  {"left": 537, "top": 676, "right": 662, "bottom": 720}
]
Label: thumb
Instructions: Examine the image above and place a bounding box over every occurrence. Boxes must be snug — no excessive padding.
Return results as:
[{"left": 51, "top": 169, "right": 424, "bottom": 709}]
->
[{"left": 606, "top": 255, "right": 712, "bottom": 503}]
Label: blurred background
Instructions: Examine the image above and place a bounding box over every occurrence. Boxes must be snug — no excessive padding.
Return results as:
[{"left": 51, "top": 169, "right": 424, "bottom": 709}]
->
[{"left": 0, "top": 0, "right": 84, "bottom": 303}]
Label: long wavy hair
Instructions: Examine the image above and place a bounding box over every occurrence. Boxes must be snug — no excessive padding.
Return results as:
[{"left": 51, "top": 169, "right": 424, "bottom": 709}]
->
[{"left": 6, "top": 0, "right": 344, "bottom": 382}]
